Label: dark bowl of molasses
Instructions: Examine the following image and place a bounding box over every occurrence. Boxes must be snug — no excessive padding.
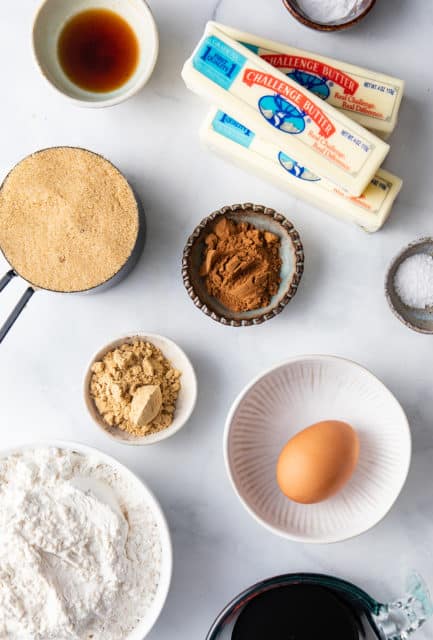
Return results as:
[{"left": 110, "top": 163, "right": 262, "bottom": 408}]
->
[{"left": 206, "top": 573, "right": 432, "bottom": 640}]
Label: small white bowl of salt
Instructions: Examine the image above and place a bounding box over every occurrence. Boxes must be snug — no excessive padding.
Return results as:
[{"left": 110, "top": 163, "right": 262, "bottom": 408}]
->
[
  {"left": 386, "top": 238, "right": 433, "bottom": 334},
  {"left": 282, "top": 0, "right": 376, "bottom": 32}
]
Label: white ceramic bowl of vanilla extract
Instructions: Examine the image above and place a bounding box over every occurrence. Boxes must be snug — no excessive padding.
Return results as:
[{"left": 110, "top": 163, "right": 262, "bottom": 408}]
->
[{"left": 32, "top": 0, "right": 159, "bottom": 107}]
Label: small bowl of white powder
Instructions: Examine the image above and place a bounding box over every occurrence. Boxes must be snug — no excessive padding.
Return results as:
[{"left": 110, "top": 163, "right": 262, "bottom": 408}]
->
[
  {"left": 0, "top": 442, "right": 173, "bottom": 639},
  {"left": 282, "top": 0, "right": 376, "bottom": 31},
  {"left": 385, "top": 237, "right": 433, "bottom": 334}
]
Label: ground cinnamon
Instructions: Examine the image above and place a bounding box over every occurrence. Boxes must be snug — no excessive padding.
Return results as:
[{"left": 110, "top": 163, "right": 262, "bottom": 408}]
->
[{"left": 200, "top": 217, "right": 282, "bottom": 312}]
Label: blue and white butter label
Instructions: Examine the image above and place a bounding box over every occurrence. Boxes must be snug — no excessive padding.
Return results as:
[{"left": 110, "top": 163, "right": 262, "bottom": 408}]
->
[
  {"left": 278, "top": 152, "right": 321, "bottom": 182},
  {"left": 212, "top": 111, "right": 255, "bottom": 148},
  {"left": 193, "top": 36, "right": 246, "bottom": 90}
]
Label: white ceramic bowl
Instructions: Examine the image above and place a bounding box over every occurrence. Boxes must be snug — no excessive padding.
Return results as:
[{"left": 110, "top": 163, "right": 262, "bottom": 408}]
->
[
  {"left": 32, "top": 0, "right": 159, "bottom": 107},
  {"left": 84, "top": 332, "right": 197, "bottom": 445},
  {"left": 0, "top": 440, "right": 172, "bottom": 639},
  {"left": 224, "top": 355, "right": 411, "bottom": 544}
]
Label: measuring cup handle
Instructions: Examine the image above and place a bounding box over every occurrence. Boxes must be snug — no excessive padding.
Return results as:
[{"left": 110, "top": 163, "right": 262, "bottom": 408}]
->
[
  {"left": 0, "top": 284, "right": 35, "bottom": 343},
  {"left": 0, "top": 269, "right": 16, "bottom": 292},
  {"left": 374, "top": 573, "right": 433, "bottom": 639}
]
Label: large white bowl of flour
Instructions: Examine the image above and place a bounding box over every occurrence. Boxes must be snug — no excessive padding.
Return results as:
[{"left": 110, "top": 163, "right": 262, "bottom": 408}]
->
[{"left": 0, "top": 441, "right": 172, "bottom": 640}]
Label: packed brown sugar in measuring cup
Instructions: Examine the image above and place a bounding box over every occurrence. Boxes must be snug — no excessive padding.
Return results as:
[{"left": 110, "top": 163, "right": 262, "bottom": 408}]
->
[
  {"left": 199, "top": 217, "right": 282, "bottom": 312},
  {"left": 0, "top": 147, "right": 138, "bottom": 292}
]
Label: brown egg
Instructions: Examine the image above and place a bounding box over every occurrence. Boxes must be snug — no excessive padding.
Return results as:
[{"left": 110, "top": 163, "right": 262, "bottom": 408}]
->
[{"left": 276, "top": 420, "right": 360, "bottom": 504}]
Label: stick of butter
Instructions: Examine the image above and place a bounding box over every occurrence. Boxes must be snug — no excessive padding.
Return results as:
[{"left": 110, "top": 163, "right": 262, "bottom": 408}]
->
[
  {"left": 201, "top": 109, "right": 402, "bottom": 232},
  {"left": 182, "top": 22, "right": 389, "bottom": 196},
  {"left": 219, "top": 23, "right": 404, "bottom": 138}
]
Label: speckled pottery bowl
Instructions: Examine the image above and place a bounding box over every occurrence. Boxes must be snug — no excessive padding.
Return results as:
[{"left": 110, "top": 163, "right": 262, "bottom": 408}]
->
[
  {"left": 182, "top": 203, "right": 304, "bottom": 327},
  {"left": 385, "top": 237, "right": 433, "bottom": 334},
  {"left": 282, "top": 0, "right": 376, "bottom": 31}
]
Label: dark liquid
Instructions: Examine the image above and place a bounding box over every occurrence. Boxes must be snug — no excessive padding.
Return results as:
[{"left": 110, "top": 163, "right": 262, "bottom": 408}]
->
[
  {"left": 232, "top": 585, "right": 360, "bottom": 640},
  {"left": 57, "top": 9, "right": 139, "bottom": 93}
]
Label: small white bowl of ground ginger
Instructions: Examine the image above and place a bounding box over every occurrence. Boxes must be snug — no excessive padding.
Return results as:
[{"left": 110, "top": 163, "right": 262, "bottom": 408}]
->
[{"left": 84, "top": 333, "right": 197, "bottom": 445}]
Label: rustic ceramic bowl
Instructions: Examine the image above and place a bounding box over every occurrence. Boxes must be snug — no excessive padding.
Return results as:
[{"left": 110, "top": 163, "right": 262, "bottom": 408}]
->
[
  {"left": 282, "top": 0, "right": 376, "bottom": 31},
  {"left": 224, "top": 355, "right": 411, "bottom": 543},
  {"left": 385, "top": 237, "right": 433, "bottom": 335},
  {"left": 84, "top": 332, "right": 197, "bottom": 445},
  {"left": 182, "top": 203, "right": 304, "bottom": 327}
]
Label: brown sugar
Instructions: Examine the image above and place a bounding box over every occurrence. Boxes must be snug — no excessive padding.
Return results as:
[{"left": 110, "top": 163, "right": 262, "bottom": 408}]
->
[
  {"left": 200, "top": 217, "right": 282, "bottom": 312},
  {"left": 0, "top": 147, "right": 139, "bottom": 292},
  {"left": 90, "top": 340, "right": 181, "bottom": 437}
]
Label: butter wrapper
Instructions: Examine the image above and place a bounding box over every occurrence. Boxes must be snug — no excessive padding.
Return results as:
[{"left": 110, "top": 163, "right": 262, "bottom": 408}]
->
[
  {"left": 220, "top": 23, "right": 404, "bottom": 137},
  {"left": 201, "top": 108, "right": 402, "bottom": 232},
  {"left": 182, "top": 22, "right": 390, "bottom": 196}
]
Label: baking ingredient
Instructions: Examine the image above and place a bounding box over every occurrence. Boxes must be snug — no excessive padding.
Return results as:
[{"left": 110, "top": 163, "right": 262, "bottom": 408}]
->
[
  {"left": 202, "top": 109, "right": 402, "bottom": 232},
  {"left": 0, "top": 147, "right": 138, "bottom": 292},
  {"left": 276, "top": 420, "right": 360, "bottom": 504},
  {"left": 130, "top": 384, "right": 163, "bottom": 426},
  {"left": 90, "top": 340, "right": 181, "bottom": 436},
  {"left": 232, "top": 585, "right": 359, "bottom": 639},
  {"left": 58, "top": 9, "right": 139, "bottom": 93},
  {"left": 0, "top": 447, "right": 162, "bottom": 639},
  {"left": 394, "top": 253, "right": 433, "bottom": 309},
  {"left": 295, "top": 0, "right": 362, "bottom": 24},
  {"left": 182, "top": 22, "right": 389, "bottom": 196},
  {"left": 200, "top": 217, "right": 282, "bottom": 312},
  {"left": 222, "top": 23, "right": 404, "bottom": 135}
]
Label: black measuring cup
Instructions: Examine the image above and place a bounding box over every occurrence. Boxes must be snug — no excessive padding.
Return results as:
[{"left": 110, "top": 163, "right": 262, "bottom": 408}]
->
[
  {"left": 0, "top": 147, "right": 146, "bottom": 343},
  {"left": 207, "top": 572, "right": 433, "bottom": 640}
]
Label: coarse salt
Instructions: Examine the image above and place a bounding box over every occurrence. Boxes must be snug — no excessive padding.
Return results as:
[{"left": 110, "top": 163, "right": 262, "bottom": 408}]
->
[
  {"left": 296, "top": 0, "right": 363, "bottom": 24},
  {"left": 394, "top": 253, "right": 433, "bottom": 309}
]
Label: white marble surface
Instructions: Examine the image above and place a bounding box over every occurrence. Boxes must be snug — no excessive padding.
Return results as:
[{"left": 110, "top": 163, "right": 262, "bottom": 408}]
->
[{"left": 1, "top": 0, "right": 433, "bottom": 638}]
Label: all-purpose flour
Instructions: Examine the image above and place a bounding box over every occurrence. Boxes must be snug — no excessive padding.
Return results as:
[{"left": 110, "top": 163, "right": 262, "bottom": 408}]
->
[{"left": 0, "top": 448, "right": 162, "bottom": 640}]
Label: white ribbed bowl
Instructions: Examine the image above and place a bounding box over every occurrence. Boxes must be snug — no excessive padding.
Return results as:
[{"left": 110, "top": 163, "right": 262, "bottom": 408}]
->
[{"left": 224, "top": 355, "right": 411, "bottom": 544}]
